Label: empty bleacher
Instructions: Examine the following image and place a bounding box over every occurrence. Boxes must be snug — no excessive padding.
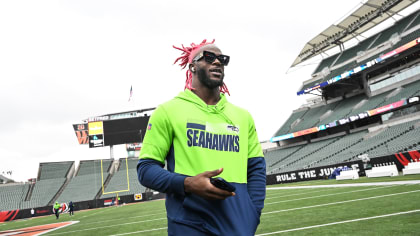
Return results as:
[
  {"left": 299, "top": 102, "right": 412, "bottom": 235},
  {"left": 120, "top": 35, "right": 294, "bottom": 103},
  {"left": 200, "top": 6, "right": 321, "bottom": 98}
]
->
[
  {"left": 289, "top": 102, "right": 339, "bottom": 133},
  {"left": 38, "top": 161, "right": 73, "bottom": 180},
  {"left": 333, "top": 35, "right": 376, "bottom": 66},
  {"left": 274, "top": 109, "right": 307, "bottom": 136},
  {"left": 0, "top": 183, "right": 29, "bottom": 211},
  {"left": 318, "top": 93, "right": 366, "bottom": 125},
  {"left": 300, "top": 9, "right": 420, "bottom": 95},
  {"left": 268, "top": 137, "right": 340, "bottom": 173},
  {"left": 101, "top": 158, "right": 146, "bottom": 198},
  {"left": 267, "top": 118, "right": 420, "bottom": 174},
  {"left": 313, "top": 54, "right": 340, "bottom": 75},
  {"left": 21, "top": 178, "right": 66, "bottom": 209},
  {"left": 56, "top": 159, "right": 112, "bottom": 203},
  {"left": 100, "top": 158, "right": 146, "bottom": 199},
  {"left": 265, "top": 145, "right": 302, "bottom": 174},
  {"left": 276, "top": 77, "right": 420, "bottom": 139}
]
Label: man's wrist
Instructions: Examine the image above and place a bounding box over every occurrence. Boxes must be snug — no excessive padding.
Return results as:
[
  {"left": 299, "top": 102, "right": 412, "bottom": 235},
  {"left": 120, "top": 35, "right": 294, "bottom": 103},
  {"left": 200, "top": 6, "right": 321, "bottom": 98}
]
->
[{"left": 184, "top": 177, "right": 192, "bottom": 193}]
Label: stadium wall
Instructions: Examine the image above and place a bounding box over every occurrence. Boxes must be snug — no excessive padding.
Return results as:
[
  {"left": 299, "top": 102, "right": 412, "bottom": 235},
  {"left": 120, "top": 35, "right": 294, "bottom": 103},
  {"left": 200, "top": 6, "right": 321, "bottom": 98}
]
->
[
  {"left": 266, "top": 160, "right": 364, "bottom": 185},
  {"left": 266, "top": 149, "right": 420, "bottom": 185},
  {"left": 371, "top": 149, "right": 420, "bottom": 170},
  {"left": 0, "top": 192, "right": 165, "bottom": 222}
]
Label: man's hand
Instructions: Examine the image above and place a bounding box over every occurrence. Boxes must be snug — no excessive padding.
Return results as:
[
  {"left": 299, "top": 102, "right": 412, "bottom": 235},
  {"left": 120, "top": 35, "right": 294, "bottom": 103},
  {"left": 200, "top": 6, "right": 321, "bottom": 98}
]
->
[{"left": 184, "top": 168, "right": 235, "bottom": 200}]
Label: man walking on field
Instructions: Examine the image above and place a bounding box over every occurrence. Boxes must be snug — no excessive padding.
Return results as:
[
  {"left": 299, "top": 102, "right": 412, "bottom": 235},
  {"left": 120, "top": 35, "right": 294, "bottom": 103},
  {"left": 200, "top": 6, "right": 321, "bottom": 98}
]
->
[{"left": 137, "top": 40, "right": 266, "bottom": 235}]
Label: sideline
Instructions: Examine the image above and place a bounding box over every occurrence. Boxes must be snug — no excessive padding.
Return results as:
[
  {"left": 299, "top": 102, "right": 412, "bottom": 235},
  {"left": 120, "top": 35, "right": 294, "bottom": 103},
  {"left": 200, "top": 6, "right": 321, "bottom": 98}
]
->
[
  {"left": 267, "top": 180, "right": 420, "bottom": 190},
  {"left": 262, "top": 189, "right": 420, "bottom": 215},
  {"left": 266, "top": 188, "right": 334, "bottom": 200},
  {"left": 256, "top": 209, "right": 420, "bottom": 235},
  {"left": 46, "top": 218, "right": 166, "bottom": 235},
  {"left": 265, "top": 185, "right": 392, "bottom": 205},
  {"left": 78, "top": 211, "right": 166, "bottom": 227},
  {"left": 109, "top": 227, "right": 168, "bottom": 236}
]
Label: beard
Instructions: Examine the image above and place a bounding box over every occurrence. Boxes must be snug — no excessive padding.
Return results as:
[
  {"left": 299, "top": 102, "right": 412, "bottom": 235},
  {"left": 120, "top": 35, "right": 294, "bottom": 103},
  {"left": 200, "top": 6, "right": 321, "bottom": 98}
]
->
[{"left": 197, "top": 67, "right": 224, "bottom": 89}]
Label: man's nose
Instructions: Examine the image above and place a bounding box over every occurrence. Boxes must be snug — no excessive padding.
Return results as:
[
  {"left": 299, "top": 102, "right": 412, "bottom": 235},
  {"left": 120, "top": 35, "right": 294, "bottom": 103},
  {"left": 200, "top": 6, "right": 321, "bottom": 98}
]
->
[{"left": 212, "top": 58, "right": 222, "bottom": 65}]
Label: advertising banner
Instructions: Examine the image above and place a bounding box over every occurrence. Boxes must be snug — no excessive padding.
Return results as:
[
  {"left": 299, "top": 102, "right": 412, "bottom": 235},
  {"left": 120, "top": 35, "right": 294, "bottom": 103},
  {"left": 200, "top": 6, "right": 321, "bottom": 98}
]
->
[
  {"left": 367, "top": 99, "right": 407, "bottom": 116},
  {"left": 73, "top": 124, "right": 89, "bottom": 145},
  {"left": 293, "top": 127, "right": 318, "bottom": 137},
  {"left": 104, "top": 199, "right": 113, "bottom": 206},
  {"left": 88, "top": 121, "right": 104, "bottom": 135},
  {"left": 266, "top": 160, "right": 364, "bottom": 185},
  {"left": 373, "top": 149, "right": 420, "bottom": 171},
  {"left": 134, "top": 193, "right": 143, "bottom": 201},
  {"left": 126, "top": 143, "right": 142, "bottom": 152},
  {"left": 89, "top": 134, "right": 104, "bottom": 148}
]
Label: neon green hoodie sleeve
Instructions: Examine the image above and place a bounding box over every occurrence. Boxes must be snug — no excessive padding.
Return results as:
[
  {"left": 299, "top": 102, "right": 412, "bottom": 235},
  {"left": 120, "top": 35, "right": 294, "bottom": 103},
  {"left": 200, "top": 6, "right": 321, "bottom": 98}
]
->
[
  {"left": 247, "top": 113, "right": 264, "bottom": 159},
  {"left": 139, "top": 105, "right": 173, "bottom": 164}
]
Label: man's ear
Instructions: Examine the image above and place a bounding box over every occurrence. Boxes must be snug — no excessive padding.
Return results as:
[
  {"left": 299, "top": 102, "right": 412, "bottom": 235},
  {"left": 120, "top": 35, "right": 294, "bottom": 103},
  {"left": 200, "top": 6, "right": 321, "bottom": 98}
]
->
[{"left": 189, "top": 64, "right": 195, "bottom": 73}]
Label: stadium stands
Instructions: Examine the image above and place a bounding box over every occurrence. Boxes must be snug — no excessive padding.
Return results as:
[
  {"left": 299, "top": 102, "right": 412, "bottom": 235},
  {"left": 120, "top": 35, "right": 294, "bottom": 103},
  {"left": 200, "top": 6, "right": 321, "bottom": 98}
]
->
[
  {"left": 313, "top": 54, "right": 340, "bottom": 75},
  {"left": 0, "top": 158, "right": 151, "bottom": 211},
  {"left": 268, "top": 116, "right": 420, "bottom": 174},
  {"left": 21, "top": 178, "right": 66, "bottom": 209},
  {"left": 273, "top": 109, "right": 307, "bottom": 136},
  {"left": 275, "top": 68, "right": 420, "bottom": 139},
  {"left": 100, "top": 158, "right": 147, "bottom": 199},
  {"left": 56, "top": 159, "right": 112, "bottom": 203},
  {"left": 299, "top": 9, "right": 420, "bottom": 94},
  {"left": 0, "top": 183, "right": 29, "bottom": 211},
  {"left": 38, "top": 161, "right": 74, "bottom": 180}
]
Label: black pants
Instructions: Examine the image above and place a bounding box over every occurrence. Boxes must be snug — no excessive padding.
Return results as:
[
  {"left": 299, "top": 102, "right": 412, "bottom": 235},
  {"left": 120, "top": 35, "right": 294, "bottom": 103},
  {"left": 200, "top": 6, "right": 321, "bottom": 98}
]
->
[
  {"left": 69, "top": 207, "right": 74, "bottom": 215},
  {"left": 55, "top": 210, "right": 60, "bottom": 219}
]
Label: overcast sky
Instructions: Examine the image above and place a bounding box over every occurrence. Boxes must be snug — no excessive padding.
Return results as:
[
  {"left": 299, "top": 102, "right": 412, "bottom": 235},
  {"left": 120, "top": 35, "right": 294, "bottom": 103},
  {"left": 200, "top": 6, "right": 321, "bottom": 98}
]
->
[{"left": 1, "top": 0, "right": 418, "bottom": 182}]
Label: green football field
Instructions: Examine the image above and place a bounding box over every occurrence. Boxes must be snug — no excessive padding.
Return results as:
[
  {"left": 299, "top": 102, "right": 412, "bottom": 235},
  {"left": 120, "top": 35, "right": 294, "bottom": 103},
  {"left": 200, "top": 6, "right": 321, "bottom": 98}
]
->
[{"left": 1, "top": 174, "right": 419, "bottom": 235}]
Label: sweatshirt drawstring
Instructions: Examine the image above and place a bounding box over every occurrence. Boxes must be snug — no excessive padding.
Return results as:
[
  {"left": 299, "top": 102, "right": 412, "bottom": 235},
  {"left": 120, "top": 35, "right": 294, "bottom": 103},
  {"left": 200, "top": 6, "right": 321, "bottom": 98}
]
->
[{"left": 208, "top": 105, "right": 234, "bottom": 125}]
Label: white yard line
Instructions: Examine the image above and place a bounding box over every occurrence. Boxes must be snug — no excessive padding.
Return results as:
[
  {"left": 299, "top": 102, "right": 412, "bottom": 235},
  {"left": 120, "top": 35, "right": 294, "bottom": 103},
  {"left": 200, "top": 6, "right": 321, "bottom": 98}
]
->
[
  {"left": 46, "top": 217, "right": 166, "bottom": 235},
  {"left": 267, "top": 180, "right": 420, "bottom": 190},
  {"left": 265, "top": 189, "right": 333, "bottom": 200},
  {"left": 38, "top": 221, "right": 79, "bottom": 236},
  {"left": 256, "top": 209, "right": 420, "bottom": 235},
  {"left": 109, "top": 227, "right": 168, "bottom": 236},
  {"left": 262, "top": 189, "right": 420, "bottom": 215},
  {"left": 77, "top": 211, "right": 166, "bottom": 226},
  {"left": 265, "top": 185, "right": 392, "bottom": 205}
]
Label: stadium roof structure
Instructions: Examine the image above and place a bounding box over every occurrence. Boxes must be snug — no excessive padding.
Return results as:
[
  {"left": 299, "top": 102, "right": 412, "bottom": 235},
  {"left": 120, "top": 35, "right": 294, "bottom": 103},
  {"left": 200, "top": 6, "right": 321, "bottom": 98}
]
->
[{"left": 290, "top": 0, "right": 417, "bottom": 68}]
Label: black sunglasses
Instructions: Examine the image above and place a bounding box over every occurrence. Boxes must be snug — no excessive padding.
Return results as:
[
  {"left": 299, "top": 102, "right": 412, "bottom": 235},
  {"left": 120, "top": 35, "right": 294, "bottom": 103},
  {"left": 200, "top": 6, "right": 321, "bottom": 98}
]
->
[{"left": 193, "top": 51, "right": 230, "bottom": 66}]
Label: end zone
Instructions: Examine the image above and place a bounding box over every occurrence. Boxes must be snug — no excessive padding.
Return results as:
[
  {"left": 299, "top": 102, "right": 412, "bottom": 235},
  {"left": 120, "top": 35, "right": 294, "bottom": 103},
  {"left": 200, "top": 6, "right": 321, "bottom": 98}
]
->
[{"left": 0, "top": 221, "right": 79, "bottom": 236}]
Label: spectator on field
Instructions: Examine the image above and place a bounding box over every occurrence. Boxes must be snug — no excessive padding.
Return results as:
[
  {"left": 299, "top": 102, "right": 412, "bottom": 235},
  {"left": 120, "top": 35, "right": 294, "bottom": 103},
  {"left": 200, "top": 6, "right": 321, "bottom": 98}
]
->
[{"left": 31, "top": 208, "right": 35, "bottom": 218}]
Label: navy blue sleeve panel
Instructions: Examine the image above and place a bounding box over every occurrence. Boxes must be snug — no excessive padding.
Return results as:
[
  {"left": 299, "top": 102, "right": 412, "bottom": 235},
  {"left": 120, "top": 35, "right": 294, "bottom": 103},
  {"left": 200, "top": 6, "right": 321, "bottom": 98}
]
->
[
  {"left": 137, "top": 159, "right": 187, "bottom": 196},
  {"left": 247, "top": 157, "right": 266, "bottom": 215}
]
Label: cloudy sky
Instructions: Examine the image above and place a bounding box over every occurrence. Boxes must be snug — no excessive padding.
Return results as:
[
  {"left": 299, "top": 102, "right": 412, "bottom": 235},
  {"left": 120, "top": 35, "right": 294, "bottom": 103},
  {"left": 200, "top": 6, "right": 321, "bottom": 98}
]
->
[{"left": 1, "top": 0, "right": 418, "bottom": 182}]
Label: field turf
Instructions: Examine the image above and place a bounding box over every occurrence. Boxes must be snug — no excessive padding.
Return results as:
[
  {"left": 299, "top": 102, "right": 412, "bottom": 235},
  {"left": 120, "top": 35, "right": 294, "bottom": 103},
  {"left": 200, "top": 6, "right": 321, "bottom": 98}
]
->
[{"left": 1, "top": 174, "right": 419, "bottom": 235}]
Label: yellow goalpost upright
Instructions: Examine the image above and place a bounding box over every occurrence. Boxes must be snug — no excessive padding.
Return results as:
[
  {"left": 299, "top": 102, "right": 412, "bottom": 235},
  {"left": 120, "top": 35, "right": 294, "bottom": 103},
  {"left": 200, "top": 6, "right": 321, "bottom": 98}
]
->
[{"left": 100, "top": 158, "right": 130, "bottom": 203}]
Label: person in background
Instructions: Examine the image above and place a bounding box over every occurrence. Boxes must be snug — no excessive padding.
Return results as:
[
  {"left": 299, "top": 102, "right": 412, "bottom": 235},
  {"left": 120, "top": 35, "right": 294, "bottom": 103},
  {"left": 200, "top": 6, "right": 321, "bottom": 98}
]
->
[
  {"left": 53, "top": 201, "right": 61, "bottom": 219},
  {"left": 137, "top": 40, "right": 266, "bottom": 236},
  {"left": 30, "top": 208, "right": 35, "bottom": 218},
  {"left": 69, "top": 201, "right": 74, "bottom": 216}
]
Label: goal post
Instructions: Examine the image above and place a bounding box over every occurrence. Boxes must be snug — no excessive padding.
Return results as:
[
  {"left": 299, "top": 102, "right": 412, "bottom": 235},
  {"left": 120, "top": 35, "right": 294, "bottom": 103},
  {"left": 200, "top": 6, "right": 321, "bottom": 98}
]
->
[{"left": 101, "top": 158, "right": 130, "bottom": 196}]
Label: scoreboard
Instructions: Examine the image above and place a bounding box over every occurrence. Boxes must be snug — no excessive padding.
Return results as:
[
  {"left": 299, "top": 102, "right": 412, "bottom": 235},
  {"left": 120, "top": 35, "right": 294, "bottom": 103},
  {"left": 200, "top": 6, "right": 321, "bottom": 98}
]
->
[{"left": 73, "top": 108, "right": 153, "bottom": 148}]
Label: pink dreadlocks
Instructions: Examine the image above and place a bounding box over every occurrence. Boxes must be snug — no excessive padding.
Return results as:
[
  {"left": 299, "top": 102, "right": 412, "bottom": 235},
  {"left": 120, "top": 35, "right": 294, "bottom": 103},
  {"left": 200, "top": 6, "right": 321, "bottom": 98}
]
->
[{"left": 173, "top": 39, "right": 230, "bottom": 95}]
